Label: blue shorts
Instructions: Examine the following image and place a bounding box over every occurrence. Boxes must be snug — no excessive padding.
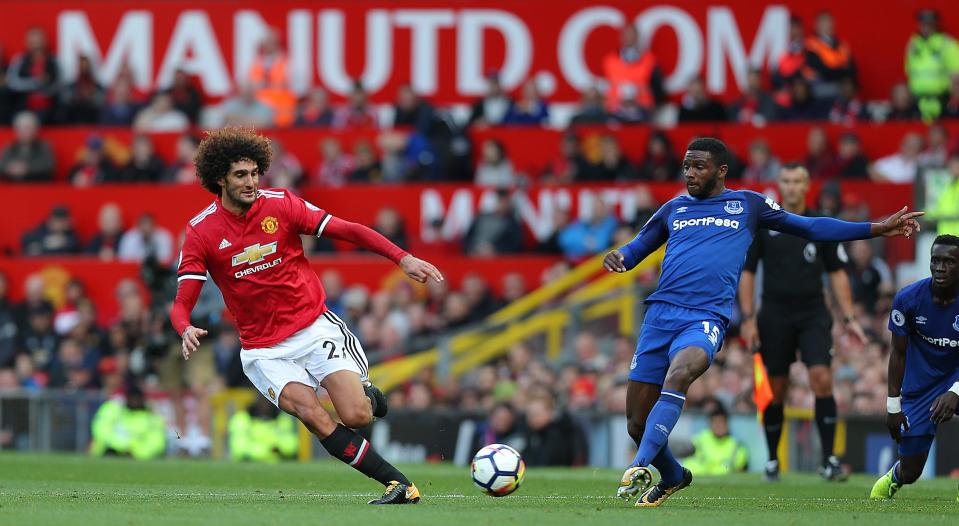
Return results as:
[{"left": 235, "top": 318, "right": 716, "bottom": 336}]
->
[
  {"left": 628, "top": 302, "right": 727, "bottom": 385},
  {"left": 899, "top": 377, "right": 959, "bottom": 456}
]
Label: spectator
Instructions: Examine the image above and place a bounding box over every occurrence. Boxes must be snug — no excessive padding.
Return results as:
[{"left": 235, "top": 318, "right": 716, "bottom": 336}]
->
[
  {"left": 927, "top": 153, "right": 959, "bottom": 236},
  {"left": 295, "top": 88, "right": 334, "bottom": 126},
  {"left": 348, "top": 140, "right": 382, "bottom": 183},
  {"left": 228, "top": 397, "right": 298, "bottom": 462},
  {"left": 870, "top": 132, "right": 922, "bottom": 183},
  {"left": 847, "top": 239, "right": 893, "bottom": 314},
  {"left": 161, "top": 134, "right": 199, "bottom": 184},
  {"left": 500, "top": 273, "right": 528, "bottom": 306},
  {"left": 333, "top": 80, "right": 378, "bottom": 128},
  {"left": 0, "top": 43, "right": 11, "bottom": 125},
  {"left": 773, "top": 17, "right": 811, "bottom": 89},
  {"left": 6, "top": 27, "right": 58, "bottom": 123},
  {"left": 86, "top": 202, "right": 124, "bottom": 261},
  {"left": 573, "top": 332, "right": 609, "bottom": 372},
  {"left": 468, "top": 73, "right": 511, "bottom": 127},
  {"left": 68, "top": 136, "right": 116, "bottom": 187},
  {"left": 776, "top": 77, "right": 829, "bottom": 121},
  {"left": 463, "top": 190, "right": 523, "bottom": 256},
  {"left": 475, "top": 139, "right": 518, "bottom": 188},
  {"left": 116, "top": 134, "right": 165, "bottom": 183},
  {"left": 371, "top": 207, "right": 408, "bottom": 250},
  {"left": 569, "top": 85, "right": 613, "bottom": 126},
  {"left": 13, "top": 274, "right": 52, "bottom": 328},
  {"left": 678, "top": 77, "right": 727, "bottom": 122},
  {"left": 117, "top": 212, "right": 174, "bottom": 264},
  {"left": 885, "top": 82, "right": 920, "bottom": 121},
  {"left": 905, "top": 9, "right": 959, "bottom": 121},
  {"left": 462, "top": 273, "right": 497, "bottom": 321},
  {"left": 503, "top": 79, "right": 549, "bottom": 126},
  {"left": 47, "top": 337, "right": 96, "bottom": 391},
  {"left": 541, "top": 132, "right": 589, "bottom": 184},
  {"left": 521, "top": 392, "right": 584, "bottom": 466},
  {"left": 314, "top": 137, "right": 353, "bottom": 187},
  {"left": 804, "top": 127, "right": 835, "bottom": 179},
  {"left": 828, "top": 76, "right": 865, "bottom": 125},
  {"left": 681, "top": 399, "right": 749, "bottom": 475},
  {"left": 0, "top": 110, "right": 54, "bottom": 182},
  {"left": 804, "top": 11, "right": 856, "bottom": 99},
  {"left": 602, "top": 24, "right": 665, "bottom": 116},
  {"left": 637, "top": 131, "right": 680, "bottom": 182},
  {"left": 21, "top": 205, "right": 81, "bottom": 256},
  {"left": 133, "top": 92, "right": 189, "bottom": 132},
  {"left": 392, "top": 84, "right": 436, "bottom": 134},
  {"left": 471, "top": 402, "right": 525, "bottom": 454},
  {"left": 919, "top": 124, "right": 949, "bottom": 168},
  {"left": 611, "top": 84, "right": 649, "bottom": 124},
  {"left": 247, "top": 29, "right": 296, "bottom": 127},
  {"left": 834, "top": 133, "right": 870, "bottom": 178},
  {"left": 0, "top": 273, "right": 16, "bottom": 371},
  {"left": 557, "top": 200, "right": 618, "bottom": 259},
  {"left": 729, "top": 69, "right": 777, "bottom": 125},
  {"left": 586, "top": 134, "right": 636, "bottom": 181},
  {"left": 537, "top": 207, "right": 570, "bottom": 255},
  {"left": 741, "top": 140, "right": 781, "bottom": 183},
  {"left": 942, "top": 74, "right": 959, "bottom": 118},
  {"left": 262, "top": 138, "right": 302, "bottom": 190},
  {"left": 167, "top": 70, "right": 203, "bottom": 124},
  {"left": 99, "top": 73, "right": 144, "bottom": 126},
  {"left": 218, "top": 84, "right": 275, "bottom": 128},
  {"left": 57, "top": 55, "right": 103, "bottom": 124},
  {"left": 15, "top": 301, "right": 59, "bottom": 378}
]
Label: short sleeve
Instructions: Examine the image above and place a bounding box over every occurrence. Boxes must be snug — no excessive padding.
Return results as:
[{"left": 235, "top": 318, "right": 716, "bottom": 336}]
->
[
  {"left": 286, "top": 190, "right": 332, "bottom": 236},
  {"left": 176, "top": 226, "right": 208, "bottom": 282},
  {"left": 821, "top": 240, "right": 848, "bottom": 272},
  {"left": 743, "top": 231, "right": 762, "bottom": 273},
  {"left": 888, "top": 290, "right": 910, "bottom": 337}
]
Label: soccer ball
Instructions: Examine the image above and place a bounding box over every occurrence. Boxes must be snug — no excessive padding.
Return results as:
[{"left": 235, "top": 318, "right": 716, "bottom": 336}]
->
[{"left": 471, "top": 444, "right": 526, "bottom": 497}]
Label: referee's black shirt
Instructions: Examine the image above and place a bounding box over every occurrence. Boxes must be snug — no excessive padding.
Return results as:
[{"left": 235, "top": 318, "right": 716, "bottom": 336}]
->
[{"left": 743, "top": 209, "right": 848, "bottom": 309}]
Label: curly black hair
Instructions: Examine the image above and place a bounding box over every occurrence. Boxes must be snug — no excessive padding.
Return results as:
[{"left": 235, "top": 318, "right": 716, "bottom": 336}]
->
[{"left": 194, "top": 127, "right": 273, "bottom": 195}]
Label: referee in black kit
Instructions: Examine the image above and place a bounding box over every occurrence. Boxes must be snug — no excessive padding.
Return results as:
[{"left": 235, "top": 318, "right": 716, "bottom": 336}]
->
[{"left": 738, "top": 163, "right": 867, "bottom": 483}]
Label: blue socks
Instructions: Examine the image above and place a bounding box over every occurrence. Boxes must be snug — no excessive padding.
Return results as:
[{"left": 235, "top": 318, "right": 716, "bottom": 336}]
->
[
  {"left": 891, "top": 461, "right": 902, "bottom": 484},
  {"left": 631, "top": 390, "right": 686, "bottom": 469},
  {"left": 652, "top": 444, "right": 684, "bottom": 486}
]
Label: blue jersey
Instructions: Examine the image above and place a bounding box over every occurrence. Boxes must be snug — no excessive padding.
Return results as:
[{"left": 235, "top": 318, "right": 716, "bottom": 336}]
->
[
  {"left": 889, "top": 278, "right": 959, "bottom": 396},
  {"left": 619, "top": 189, "right": 871, "bottom": 322}
]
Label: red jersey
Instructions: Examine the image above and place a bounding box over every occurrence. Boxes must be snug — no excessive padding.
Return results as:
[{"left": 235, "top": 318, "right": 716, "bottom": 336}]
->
[{"left": 176, "top": 189, "right": 333, "bottom": 348}]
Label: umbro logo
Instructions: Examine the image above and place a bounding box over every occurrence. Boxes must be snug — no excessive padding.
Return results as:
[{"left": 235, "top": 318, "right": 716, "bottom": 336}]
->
[
  {"left": 218, "top": 238, "right": 232, "bottom": 250},
  {"left": 915, "top": 316, "right": 927, "bottom": 325},
  {"left": 676, "top": 206, "right": 688, "bottom": 213}
]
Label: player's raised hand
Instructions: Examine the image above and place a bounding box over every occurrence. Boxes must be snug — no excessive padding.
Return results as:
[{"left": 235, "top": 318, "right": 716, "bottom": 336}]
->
[
  {"left": 874, "top": 207, "right": 924, "bottom": 238},
  {"left": 929, "top": 391, "right": 958, "bottom": 424},
  {"left": 400, "top": 254, "right": 444, "bottom": 283},
  {"left": 886, "top": 410, "right": 908, "bottom": 443},
  {"left": 604, "top": 250, "right": 627, "bottom": 273},
  {"left": 181, "top": 325, "right": 208, "bottom": 361}
]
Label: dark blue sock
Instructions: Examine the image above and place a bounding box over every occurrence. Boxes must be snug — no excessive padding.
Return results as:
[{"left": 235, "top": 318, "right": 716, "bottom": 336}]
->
[
  {"left": 891, "top": 461, "right": 902, "bottom": 484},
  {"left": 652, "top": 445, "right": 684, "bottom": 486},
  {"left": 631, "top": 390, "right": 685, "bottom": 467}
]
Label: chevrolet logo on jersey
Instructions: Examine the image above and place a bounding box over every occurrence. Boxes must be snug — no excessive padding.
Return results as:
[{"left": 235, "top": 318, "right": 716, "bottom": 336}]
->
[{"left": 232, "top": 242, "right": 278, "bottom": 266}]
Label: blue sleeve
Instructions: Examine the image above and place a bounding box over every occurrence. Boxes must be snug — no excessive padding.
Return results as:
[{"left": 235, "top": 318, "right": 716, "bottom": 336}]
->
[
  {"left": 888, "top": 290, "right": 910, "bottom": 337},
  {"left": 750, "top": 192, "right": 872, "bottom": 241},
  {"left": 620, "top": 202, "right": 670, "bottom": 269}
]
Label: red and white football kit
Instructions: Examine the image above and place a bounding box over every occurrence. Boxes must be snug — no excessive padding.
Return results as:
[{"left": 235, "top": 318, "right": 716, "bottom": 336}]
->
[{"left": 169, "top": 188, "right": 408, "bottom": 405}]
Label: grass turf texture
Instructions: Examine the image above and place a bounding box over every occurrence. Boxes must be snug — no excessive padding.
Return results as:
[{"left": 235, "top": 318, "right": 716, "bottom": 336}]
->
[{"left": 1, "top": 453, "right": 957, "bottom": 525}]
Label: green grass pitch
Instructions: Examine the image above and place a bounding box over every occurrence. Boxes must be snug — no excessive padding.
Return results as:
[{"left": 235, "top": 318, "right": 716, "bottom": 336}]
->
[{"left": 1, "top": 453, "right": 957, "bottom": 525}]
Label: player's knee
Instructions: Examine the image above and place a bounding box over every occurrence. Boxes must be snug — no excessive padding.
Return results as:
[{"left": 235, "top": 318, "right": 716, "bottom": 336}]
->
[
  {"left": 808, "top": 368, "right": 833, "bottom": 397},
  {"left": 339, "top": 403, "right": 373, "bottom": 429},
  {"left": 663, "top": 368, "right": 695, "bottom": 392}
]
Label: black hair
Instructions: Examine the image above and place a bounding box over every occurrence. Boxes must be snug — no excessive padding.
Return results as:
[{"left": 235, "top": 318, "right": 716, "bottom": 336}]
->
[
  {"left": 933, "top": 234, "right": 959, "bottom": 250},
  {"left": 686, "top": 137, "right": 729, "bottom": 167},
  {"left": 194, "top": 127, "right": 273, "bottom": 195},
  {"left": 781, "top": 161, "right": 807, "bottom": 171}
]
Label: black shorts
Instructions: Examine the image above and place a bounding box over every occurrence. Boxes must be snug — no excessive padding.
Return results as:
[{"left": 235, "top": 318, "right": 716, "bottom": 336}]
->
[{"left": 756, "top": 301, "right": 833, "bottom": 377}]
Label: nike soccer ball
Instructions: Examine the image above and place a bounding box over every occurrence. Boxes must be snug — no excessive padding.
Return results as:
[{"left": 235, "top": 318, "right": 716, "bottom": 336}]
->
[{"left": 471, "top": 444, "right": 526, "bottom": 496}]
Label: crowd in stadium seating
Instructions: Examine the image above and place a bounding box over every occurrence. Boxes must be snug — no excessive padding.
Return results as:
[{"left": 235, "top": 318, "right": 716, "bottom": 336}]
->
[{"left": 1, "top": 8, "right": 959, "bottom": 457}]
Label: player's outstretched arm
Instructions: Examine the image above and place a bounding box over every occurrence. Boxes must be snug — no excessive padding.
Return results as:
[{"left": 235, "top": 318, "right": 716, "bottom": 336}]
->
[
  {"left": 885, "top": 334, "right": 909, "bottom": 442},
  {"left": 603, "top": 250, "right": 627, "bottom": 273},
  {"left": 604, "top": 203, "right": 670, "bottom": 273},
  {"left": 399, "top": 254, "right": 444, "bottom": 283}
]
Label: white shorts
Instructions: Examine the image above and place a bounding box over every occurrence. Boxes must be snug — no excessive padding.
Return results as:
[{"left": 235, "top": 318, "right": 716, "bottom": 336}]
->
[{"left": 241, "top": 311, "right": 369, "bottom": 407}]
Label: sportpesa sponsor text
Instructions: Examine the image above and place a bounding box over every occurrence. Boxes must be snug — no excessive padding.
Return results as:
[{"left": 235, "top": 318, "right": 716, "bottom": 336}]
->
[
  {"left": 916, "top": 331, "right": 959, "bottom": 349},
  {"left": 672, "top": 217, "right": 741, "bottom": 231}
]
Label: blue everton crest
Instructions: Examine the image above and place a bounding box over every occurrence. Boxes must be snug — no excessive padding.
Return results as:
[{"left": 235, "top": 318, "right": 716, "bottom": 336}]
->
[
  {"left": 953, "top": 315, "right": 959, "bottom": 332},
  {"left": 724, "top": 200, "right": 743, "bottom": 214}
]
